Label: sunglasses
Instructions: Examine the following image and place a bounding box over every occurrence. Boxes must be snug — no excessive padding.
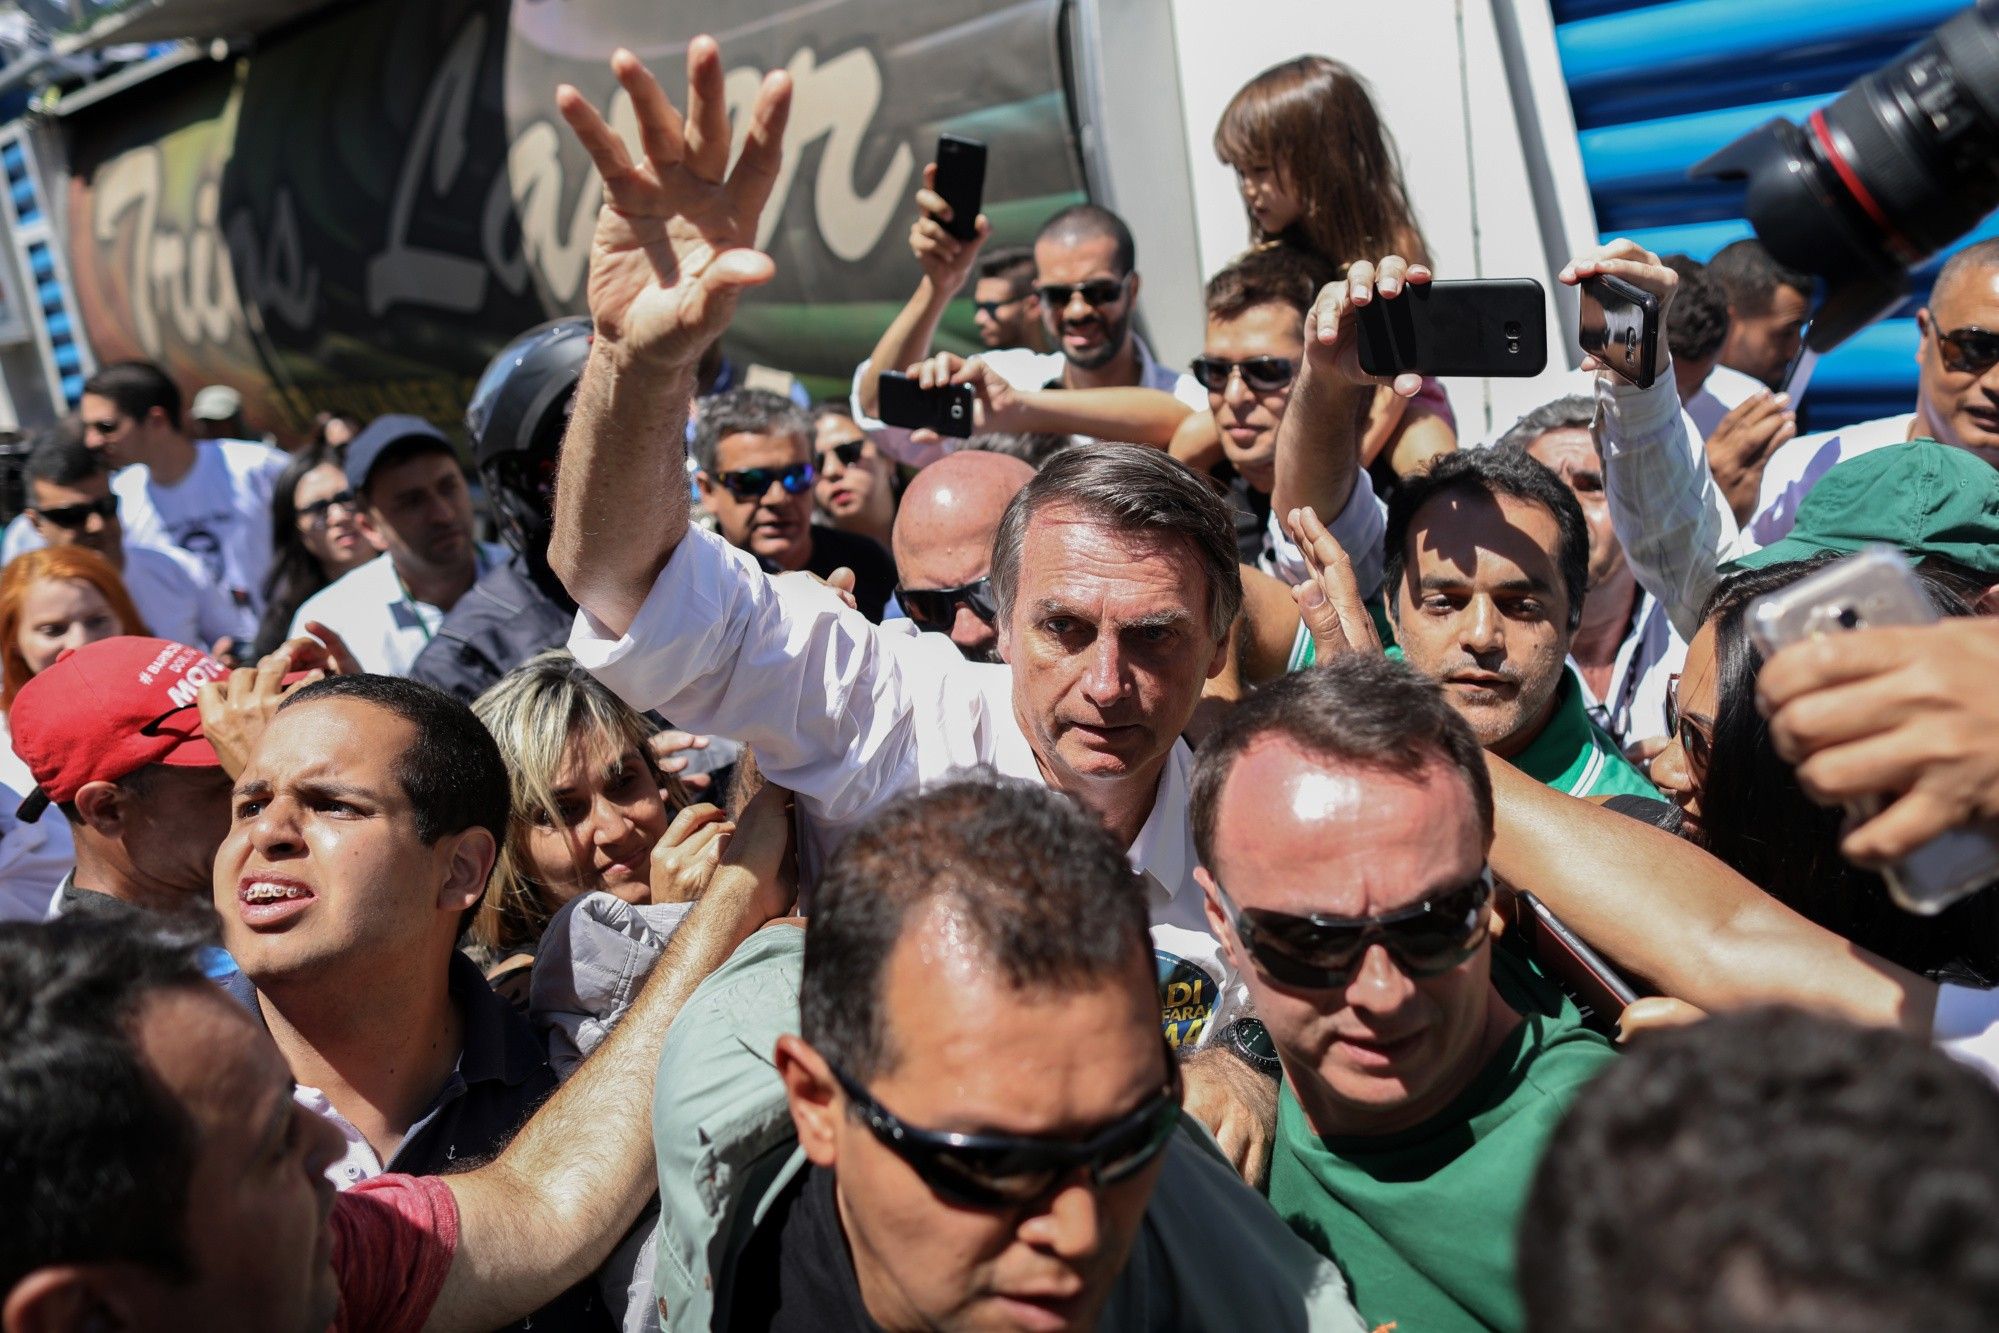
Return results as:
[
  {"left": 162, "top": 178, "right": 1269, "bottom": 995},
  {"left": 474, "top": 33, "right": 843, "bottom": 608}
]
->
[
  {"left": 32, "top": 495, "right": 117, "bottom": 530},
  {"left": 828, "top": 1049, "right": 1182, "bottom": 1210},
  {"left": 816, "top": 440, "right": 868, "bottom": 470},
  {"left": 297, "top": 490, "right": 358, "bottom": 525},
  {"left": 1189, "top": 355, "right": 1297, "bottom": 394},
  {"left": 1034, "top": 275, "right": 1130, "bottom": 310},
  {"left": 1214, "top": 871, "right": 1493, "bottom": 990},
  {"left": 716, "top": 460, "right": 816, "bottom": 502},
  {"left": 1933, "top": 324, "right": 1999, "bottom": 376},
  {"left": 973, "top": 297, "right": 1025, "bottom": 318},
  {"left": 896, "top": 576, "right": 998, "bottom": 632},
  {"left": 1664, "top": 673, "right": 1714, "bottom": 777}
]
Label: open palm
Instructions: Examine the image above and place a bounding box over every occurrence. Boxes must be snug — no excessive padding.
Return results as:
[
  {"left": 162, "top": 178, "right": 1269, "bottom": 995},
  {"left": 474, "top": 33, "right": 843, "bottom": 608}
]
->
[{"left": 556, "top": 39, "right": 793, "bottom": 366}]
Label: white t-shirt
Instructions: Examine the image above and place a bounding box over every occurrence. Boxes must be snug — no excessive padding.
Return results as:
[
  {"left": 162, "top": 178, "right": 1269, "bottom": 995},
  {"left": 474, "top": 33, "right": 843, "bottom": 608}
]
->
[
  {"left": 1684, "top": 363, "right": 1767, "bottom": 442},
  {"left": 1748, "top": 413, "right": 1918, "bottom": 546},
  {"left": 122, "top": 542, "right": 240, "bottom": 651},
  {"left": 291, "top": 545, "right": 505, "bottom": 678},
  {"left": 113, "top": 439, "right": 288, "bottom": 632}
]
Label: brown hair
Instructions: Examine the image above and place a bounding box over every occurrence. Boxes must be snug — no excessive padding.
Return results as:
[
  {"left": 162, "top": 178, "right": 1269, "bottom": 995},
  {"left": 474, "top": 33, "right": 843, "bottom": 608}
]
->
[
  {"left": 1205, "top": 243, "right": 1338, "bottom": 323},
  {"left": 0, "top": 547, "right": 149, "bottom": 708},
  {"left": 1214, "top": 56, "right": 1430, "bottom": 270}
]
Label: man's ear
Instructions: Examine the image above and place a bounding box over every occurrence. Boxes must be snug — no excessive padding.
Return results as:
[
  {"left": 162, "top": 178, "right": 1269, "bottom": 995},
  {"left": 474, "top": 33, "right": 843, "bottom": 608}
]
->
[
  {"left": 352, "top": 504, "right": 385, "bottom": 548},
  {"left": 72, "top": 781, "right": 126, "bottom": 838},
  {"left": 775, "top": 1034, "right": 841, "bottom": 1168},
  {"left": 3, "top": 1265, "right": 135, "bottom": 1333},
  {"left": 692, "top": 472, "right": 723, "bottom": 516},
  {"left": 1974, "top": 582, "right": 1999, "bottom": 617},
  {"left": 435, "top": 827, "right": 496, "bottom": 916},
  {"left": 1194, "top": 866, "right": 1243, "bottom": 973},
  {"left": 1126, "top": 270, "right": 1142, "bottom": 308}
]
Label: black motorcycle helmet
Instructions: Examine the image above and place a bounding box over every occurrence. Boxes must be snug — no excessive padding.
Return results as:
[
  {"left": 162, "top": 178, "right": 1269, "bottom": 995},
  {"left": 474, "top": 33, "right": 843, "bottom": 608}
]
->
[{"left": 465, "top": 317, "right": 591, "bottom": 561}]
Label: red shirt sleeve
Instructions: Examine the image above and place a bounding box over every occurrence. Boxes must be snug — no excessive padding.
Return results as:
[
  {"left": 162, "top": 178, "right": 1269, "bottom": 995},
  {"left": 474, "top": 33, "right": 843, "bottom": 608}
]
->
[{"left": 327, "top": 1174, "right": 460, "bottom": 1333}]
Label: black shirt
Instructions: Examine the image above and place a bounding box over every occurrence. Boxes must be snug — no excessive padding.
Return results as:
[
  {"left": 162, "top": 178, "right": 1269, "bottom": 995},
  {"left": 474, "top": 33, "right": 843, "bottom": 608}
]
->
[
  {"left": 765, "top": 526, "right": 897, "bottom": 624},
  {"left": 409, "top": 553, "right": 576, "bottom": 705},
  {"left": 729, "top": 1165, "right": 881, "bottom": 1332}
]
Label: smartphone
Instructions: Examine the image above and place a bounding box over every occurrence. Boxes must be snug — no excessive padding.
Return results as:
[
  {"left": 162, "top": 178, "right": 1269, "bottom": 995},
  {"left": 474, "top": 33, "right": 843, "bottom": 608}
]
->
[
  {"left": 1780, "top": 340, "right": 1820, "bottom": 403},
  {"left": 1517, "top": 892, "right": 1641, "bottom": 1029},
  {"left": 1578, "top": 274, "right": 1660, "bottom": 390},
  {"left": 877, "top": 371, "right": 975, "bottom": 438},
  {"left": 1749, "top": 547, "right": 1999, "bottom": 915},
  {"left": 1354, "top": 278, "right": 1547, "bottom": 378},
  {"left": 930, "top": 135, "right": 986, "bottom": 242}
]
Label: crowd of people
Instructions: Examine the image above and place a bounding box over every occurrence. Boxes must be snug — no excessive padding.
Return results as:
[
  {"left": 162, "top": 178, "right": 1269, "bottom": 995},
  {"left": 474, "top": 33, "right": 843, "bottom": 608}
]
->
[{"left": 6, "top": 31, "right": 1999, "bottom": 1333}]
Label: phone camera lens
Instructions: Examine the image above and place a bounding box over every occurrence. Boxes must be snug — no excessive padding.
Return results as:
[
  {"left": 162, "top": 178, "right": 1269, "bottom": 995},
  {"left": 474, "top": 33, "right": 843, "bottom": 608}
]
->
[
  {"left": 1507, "top": 338, "right": 1521, "bottom": 353},
  {"left": 1836, "top": 605, "right": 1863, "bottom": 630},
  {"left": 1504, "top": 321, "right": 1523, "bottom": 339}
]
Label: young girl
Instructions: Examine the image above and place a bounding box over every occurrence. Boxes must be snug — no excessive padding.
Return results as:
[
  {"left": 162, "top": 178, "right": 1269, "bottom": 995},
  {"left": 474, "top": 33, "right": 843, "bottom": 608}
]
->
[{"left": 1214, "top": 56, "right": 1456, "bottom": 482}]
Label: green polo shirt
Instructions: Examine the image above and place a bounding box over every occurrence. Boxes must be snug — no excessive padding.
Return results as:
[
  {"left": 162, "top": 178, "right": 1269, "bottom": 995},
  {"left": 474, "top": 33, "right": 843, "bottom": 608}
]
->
[{"left": 1511, "top": 667, "right": 1659, "bottom": 800}]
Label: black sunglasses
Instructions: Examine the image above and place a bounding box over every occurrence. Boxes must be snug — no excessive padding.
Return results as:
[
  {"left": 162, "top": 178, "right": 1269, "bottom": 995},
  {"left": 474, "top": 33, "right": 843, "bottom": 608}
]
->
[
  {"left": 1664, "top": 673, "right": 1714, "bottom": 777},
  {"left": 896, "top": 576, "right": 998, "bottom": 632},
  {"left": 297, "top": 490, "right": 358, "bottom": 524},
  {"left": 974, "top": 297, "right": 1024, "bottom": 318},
  {"left": 828, "top": 1049, "right": 1182, "bottom": 1210},
  {"left": 816, "top": 440, "right": 867, "bottom": 470},
  {"left": 1934, "top": 324, "right": 1999, "bottom": 376},
  {"left": 1214, "top": 871, "right": 1494, "bottom": 990},
  {"left": 1189, "top": 355, "right": 1297, "bottom": 394},
  {"left": 32, "top": 495, "right": 117, "bottom": 530},
  {"left": 1034, "top": 275, "right": 1129, "bottom": 310},
  {"left": 716, "top": 460, "right": 816, "bottom": 502}
]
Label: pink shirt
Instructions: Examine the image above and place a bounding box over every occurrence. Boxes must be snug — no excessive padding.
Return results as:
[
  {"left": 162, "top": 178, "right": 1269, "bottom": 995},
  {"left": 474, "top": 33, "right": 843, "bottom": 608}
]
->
[{"left": 328, "top": 1174, "right": 458, "bottom": 1332}]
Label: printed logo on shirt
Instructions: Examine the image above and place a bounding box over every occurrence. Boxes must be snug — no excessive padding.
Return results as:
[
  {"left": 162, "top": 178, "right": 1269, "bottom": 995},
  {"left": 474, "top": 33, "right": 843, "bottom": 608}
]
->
[
  {"left": 176, "top": 525, "right": 226, "bottom": 585},
  {"left": 1156, "top": 951, "right": 1219, "bottom": 1050}
]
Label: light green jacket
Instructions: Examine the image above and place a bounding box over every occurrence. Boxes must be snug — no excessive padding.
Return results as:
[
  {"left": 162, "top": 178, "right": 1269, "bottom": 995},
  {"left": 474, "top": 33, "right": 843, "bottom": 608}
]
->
[{"left": 649, "top": 927, "right": 1368, "bottom": 1332}]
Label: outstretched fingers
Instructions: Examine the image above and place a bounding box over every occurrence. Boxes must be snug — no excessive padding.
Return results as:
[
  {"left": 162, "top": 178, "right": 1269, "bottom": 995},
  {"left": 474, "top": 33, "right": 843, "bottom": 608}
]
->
[
  {"left": 557, "top": 82, "right": 637, "bottom": 183},
  {"left": 681, "top": 36, "right": 731, "bottom": 182},
  {"left": 614, "top": 47, "right": 687, "bottom": 179},
  {"left": 727, "top": 69, "right": 792, "bottom": 228}
]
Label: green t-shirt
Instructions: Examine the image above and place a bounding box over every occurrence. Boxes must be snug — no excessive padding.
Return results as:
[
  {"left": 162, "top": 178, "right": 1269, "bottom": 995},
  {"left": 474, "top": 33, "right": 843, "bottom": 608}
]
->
[
  {"left": 1511, "top": 668, "right": 1659, "bottom": 800},
  {"left": 1267, "top": 947, "right": 1617, "bottom": 1333}
]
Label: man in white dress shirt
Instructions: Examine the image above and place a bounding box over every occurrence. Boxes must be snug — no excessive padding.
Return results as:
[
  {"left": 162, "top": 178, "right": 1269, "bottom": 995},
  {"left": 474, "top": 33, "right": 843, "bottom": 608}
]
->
[{"left": 548, "top": 41, "right": 1318, "bottom": 1175}]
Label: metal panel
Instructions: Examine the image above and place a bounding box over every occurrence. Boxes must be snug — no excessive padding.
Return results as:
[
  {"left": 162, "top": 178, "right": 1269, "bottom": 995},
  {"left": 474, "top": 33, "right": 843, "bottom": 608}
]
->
[{"left": 1551, "top": 0, "right": 1995, "bottom": 429}]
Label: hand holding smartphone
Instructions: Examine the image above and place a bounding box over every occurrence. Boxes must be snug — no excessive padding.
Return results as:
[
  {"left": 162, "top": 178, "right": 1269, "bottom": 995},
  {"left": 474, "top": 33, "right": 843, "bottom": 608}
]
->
[
  {"left": 929, "top": 135, "right": 986, "bottom": 242},
  {"left": 877, "top": 370, "right": 975, "bottom": 438},
  {"left": 1578, "top": 274, "right": 1661, "bottom": 389},
  {"left": 1353, "top": 278, "right": 1548, "bottom": 378}
]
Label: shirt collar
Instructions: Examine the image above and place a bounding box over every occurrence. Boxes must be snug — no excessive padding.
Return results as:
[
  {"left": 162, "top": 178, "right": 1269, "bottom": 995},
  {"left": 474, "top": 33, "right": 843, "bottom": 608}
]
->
[
  {"left": 1125, "top": 741, "right": 1195, "bottom": 902},
  {"left": 447, "top": 950, "right": 547, "bottom": 1091},
  {"left": 1511, "top": 668, "right": 1598, "bottom": 789}
]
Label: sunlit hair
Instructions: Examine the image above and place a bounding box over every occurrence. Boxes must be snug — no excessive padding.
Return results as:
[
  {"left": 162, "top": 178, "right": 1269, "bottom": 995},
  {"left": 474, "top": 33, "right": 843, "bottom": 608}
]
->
[
  {"left": 469, "top": 650, "right": 689, "bottom": 956},
  {"left": 0, "top": 547, "right": 148, "bottom": 709},
  {"left": 1214, "top": 55, "right": 1430, "bottom": 269}
]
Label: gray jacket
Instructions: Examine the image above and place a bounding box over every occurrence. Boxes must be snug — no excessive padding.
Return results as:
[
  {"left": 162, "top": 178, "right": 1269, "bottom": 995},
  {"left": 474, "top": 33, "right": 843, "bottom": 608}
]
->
[{"left": 650, "top": 925, "right": 1368, "bottom": 1332}]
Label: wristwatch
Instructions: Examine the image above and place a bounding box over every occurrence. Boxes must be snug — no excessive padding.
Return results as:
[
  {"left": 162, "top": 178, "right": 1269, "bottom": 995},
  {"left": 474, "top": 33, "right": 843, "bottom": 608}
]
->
[{"left": 1219, "top": 1017, "right": 1281, "bottom": 1079}]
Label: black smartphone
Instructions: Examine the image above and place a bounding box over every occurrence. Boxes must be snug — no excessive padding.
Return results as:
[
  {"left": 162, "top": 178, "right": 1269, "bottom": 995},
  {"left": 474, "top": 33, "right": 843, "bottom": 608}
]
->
[
  {"left": 1514, "top": 892, "right": 1641, "bottom": 1037},
  {"left": 1578, "top": 274, "right": 1661, "bottom": 390},
  {"left": 877, "top": 371, "right": 975, "bottom": 438},
  {"left": 931, "top": 134, "right": 986, "bottom": 242},
  {"left": 1354, "top": 278, "right": 1547, "bottom": 378}
]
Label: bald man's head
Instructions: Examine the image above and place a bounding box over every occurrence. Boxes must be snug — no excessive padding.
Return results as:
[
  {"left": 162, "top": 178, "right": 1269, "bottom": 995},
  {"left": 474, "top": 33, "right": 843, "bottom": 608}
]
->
[
  {"left": 892, "top": 451, "right": 1034, "bottom": 661},
  {"left": 1919, "top": 238, "right": 1999, "bottom": 456}
]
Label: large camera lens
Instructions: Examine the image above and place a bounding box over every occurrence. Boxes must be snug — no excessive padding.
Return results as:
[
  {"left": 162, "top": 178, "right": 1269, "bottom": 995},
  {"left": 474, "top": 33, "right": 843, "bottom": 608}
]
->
[{"left": 1694, "top": 0, "right": 1999, "bottom": 352}]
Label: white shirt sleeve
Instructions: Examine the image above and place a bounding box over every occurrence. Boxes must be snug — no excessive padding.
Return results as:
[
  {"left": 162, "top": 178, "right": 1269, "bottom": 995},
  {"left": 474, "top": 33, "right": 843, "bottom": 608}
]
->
[
  {"left": 568, "top": 526, "right": 940, "bottom": 825},
  {"left": 1595, "top": 371, "right": 1741, "bottom": 641},
  {"left": 1933, "top": 983, "right": 1999, "bottom": 1088},
  {"left": 1263, "top": 466, "right": 1388, "bottom": 601}
]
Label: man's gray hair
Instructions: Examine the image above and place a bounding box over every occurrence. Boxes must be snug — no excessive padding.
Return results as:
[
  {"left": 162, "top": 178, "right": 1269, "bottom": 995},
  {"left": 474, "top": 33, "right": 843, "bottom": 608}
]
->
[
  {"left": 1495, "top": 395, "right": 1596, "bottom": 453},
  {"left": 690, "top": 387, "right": 812, "bottom": 476},
  {"left": 988, "top": 443, "right": 1243, "bottom": 642}
]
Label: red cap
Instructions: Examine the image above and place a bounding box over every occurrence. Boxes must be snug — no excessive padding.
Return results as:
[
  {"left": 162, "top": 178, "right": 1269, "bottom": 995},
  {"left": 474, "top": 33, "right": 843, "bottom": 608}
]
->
[{"left": 12, "top": 637, "right": 227, "bottom": 819}]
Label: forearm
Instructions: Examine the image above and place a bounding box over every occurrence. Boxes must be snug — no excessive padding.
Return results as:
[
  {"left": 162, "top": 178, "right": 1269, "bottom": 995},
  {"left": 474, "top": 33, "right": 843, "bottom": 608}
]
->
[
  {"left": 1271, "top": 362, "right": 1369, "bottom": 522},
  {"left": 551, "top": 345, "right": 695, "bottom": 638},
  {"left": 857, "top": 277, "right": 954, "bottom": 418},
  {"left": 1007, "top": 387, "right": 1192, "bottom": 447},
  {"left": 1488, "top": 756, "right": 1932, "bottom": 1035},
  {"left": 1595, "top": 372, "right": 1732, "bottom": 640},
  {"left": 429, "top": 872, "right": 772, "bottom": 1331}
]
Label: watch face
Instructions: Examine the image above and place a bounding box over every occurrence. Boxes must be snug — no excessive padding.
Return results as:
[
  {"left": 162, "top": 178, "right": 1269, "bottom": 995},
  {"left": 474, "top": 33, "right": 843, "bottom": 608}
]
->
[{"left": 1226, "top": 1017, "right": 1280, "bottom": 1076}]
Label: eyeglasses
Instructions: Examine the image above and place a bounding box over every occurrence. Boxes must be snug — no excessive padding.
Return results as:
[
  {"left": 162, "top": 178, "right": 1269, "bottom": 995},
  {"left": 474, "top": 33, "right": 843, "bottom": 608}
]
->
[
  {"left": 1213, "top": 871, "right": 1493, "bottom": 990},
  {"left": 896, "top": 576, "right": 998, "bottom": 632},
  {"left": 827, "top": 1049, "right": 1182, "bottom": 1210},
  {"left": 1189, "top": 355, "right": 1298, "bottom": 394},
  {"left": 1665, "top": 673, "right": 1714, "bottom": 777},
  {"left": 32, "top": 495, "right": 118, "bottom": 530},
  {"left": 716, "top": 460, "right": 816, "bottom": 502},
  {"left": 973, "top": 297, "right": 1025, "bottom": 319},
  {"left": 1933, "top": 324, "right": 1999, "bottom": 376},
  {"left": 816, "top": 440, "right": 868, "bottom": 471},
  {"left": 297, "top": 490, "right": 358, "bottom": 525},
  {"left": 1033, "top": 275, "right": 1130, "bottom": 310}
]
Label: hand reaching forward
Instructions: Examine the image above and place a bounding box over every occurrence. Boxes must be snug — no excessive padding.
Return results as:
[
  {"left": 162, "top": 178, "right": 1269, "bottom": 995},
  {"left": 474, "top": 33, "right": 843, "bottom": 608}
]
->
[
  {"left": 556, "top": 38, "right": 793, "bottom": 368},
  {"left": 1283, "top": 505, "right": 1382, "bottom": 662}
]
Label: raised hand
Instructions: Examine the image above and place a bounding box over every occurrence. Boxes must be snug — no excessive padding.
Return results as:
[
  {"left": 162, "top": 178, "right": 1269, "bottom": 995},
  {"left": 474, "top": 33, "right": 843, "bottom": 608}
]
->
[
  {"left": 1283, "top": 505, "right": 1382, "bottom": 662},
  {"left": 555, "top": 38, "right": 793, "bottom": 368},
  {"left": 1558, "top": 240, "right": 1679, "bottom": 385},
  {"left": 910, "top": 162, "right": 991, "bottom": 294},
  {"left": 1301, "top": 256, "right": 1431, "bottom": 399},
  {"left": 1706, "top": 391, "right": 1797, "bottom": 523}
]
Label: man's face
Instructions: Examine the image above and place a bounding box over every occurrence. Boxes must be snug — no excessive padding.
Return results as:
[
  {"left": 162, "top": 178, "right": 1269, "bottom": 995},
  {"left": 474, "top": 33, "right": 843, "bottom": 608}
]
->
[
  {"left": 117, "top": 984, "right": 344, "bottom": 1332},
  {"left": 897, "top": 517, "right": 1002, "bottom": 664},
  {"left": 973, "top": 276, "right": 1040, "bottom": 351},
  {"left": 1722, "top": 283, "right": 1810, "bottom": 389},
  {"left": 216, "top": 698, "right": 476, "bottom": 987},
  {"left": 79, "top": 392, "right": 149, "bottom": 469},
  {"left": 1202, "top": 740, "right": 1499, "bottom": 1137},
  {"left": 1000, "top": 505, "right": 1228, "bottom": 789},
  {"left": 1204, "top": 301, "right": 1304, "bottom": 495},
  {"left": 813, "top": 415, "right": 890, "bottom": 527},
  {"left": 1034, "top": 234, "right": 1137, "bottom": 373},
  {"left": 1392, "top": 490, "right": 1572, "bottom": 759},
  {"left": 28, "top": 471, "right": 123, "bottom": 560},
  {"left": 357, "top": 450, "right": 476, "bottom": 581},
  {"left": 1917, "top": 262, "right": 1999, "bottom": 456},
  {"left": 1525, "top": 427, "right": 1623, "bottom": 594},
  {"left": 792, "top": 906, "right": 1168, "bottom": 1332},
  {"left": 698, "top": 429, "right": 815, "bottom": 568}
]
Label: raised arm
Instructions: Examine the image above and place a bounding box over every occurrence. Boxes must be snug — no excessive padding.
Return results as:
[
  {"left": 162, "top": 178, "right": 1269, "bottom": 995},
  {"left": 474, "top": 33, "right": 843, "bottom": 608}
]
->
[
  {"left": 854, "top": 165, "right": 990, "bottom": 421},
  {"left": 915, "top": 353, "right": 1191, "bottom": 446},
  {"left": 1270, "top": 259, "right": 1424, "bottom": 524},
  {"left": 426, "top": 782, "right": 794, "bottom": 1332},
  {"left": 548, "top": 41, "right": 792, "bottom": 637}
]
